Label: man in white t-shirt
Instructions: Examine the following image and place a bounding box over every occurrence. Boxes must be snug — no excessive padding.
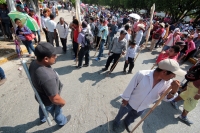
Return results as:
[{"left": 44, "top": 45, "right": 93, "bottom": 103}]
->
[
  {"left": 41, "top": 10, "right": 50, "bottom": 42},
  {"left": 51, "top": 3, "right": 56, "bottom": 17},
  {"left": 46, "top": 14, "right": 59, "bottom": 47}
]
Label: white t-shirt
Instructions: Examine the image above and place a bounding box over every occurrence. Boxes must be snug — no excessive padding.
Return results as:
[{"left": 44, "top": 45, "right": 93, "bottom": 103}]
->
[
  {"left": 56, "top": 22, "right": 69, "bottom": 38},
  {"left": 46, "top": 20, "right": 57, "bottom": 32},
  {"left": 125, "top": 33, "right": 131, "bottom": 42},
  {"left": 52, "top": 5, "right": 56, "bottom": 12},
  {"left": 41, "top": 16, "right": 50, "bottom": 28}
]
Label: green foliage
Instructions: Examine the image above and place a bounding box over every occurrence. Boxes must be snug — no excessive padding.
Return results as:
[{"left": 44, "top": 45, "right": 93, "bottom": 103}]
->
[
  {"left": 0, "top": 0, "right": 6, "bottom": 4},
  {"left": 81, "top": 0, "right": 200, "bottom": 22}
]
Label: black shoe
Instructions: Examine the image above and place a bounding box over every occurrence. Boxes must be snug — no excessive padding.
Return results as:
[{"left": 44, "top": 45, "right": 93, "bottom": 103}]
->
[
  {"left": 123, "top": 70, "right": 127, "bottom": 74},
  {"left": 127, "top": 71, "right": 132, "bottom": 74},
  {"left": 102, "top": 68, "right": 108, "bottom": 71},
  {"left": 76, "top": 66, "right": 82, "bottom": 69},
  {"left": 83, "top": 64, "right": 89, "bottom": 67},
  {"left": 124, "top": 121, "right": 131, "bottom": 133}
]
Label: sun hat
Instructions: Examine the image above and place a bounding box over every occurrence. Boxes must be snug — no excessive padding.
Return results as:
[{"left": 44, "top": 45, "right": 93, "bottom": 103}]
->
[
  {"left": 158, "top": 59, "right": 186, "bottom": 75},
  {"left": 137, "top": 24, "right": 145, "bottom": 30}
]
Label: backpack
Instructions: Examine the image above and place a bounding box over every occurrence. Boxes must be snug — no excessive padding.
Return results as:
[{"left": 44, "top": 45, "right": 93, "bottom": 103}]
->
[
  {"left": 93, "top": 25, "right": 99, "bottom": 36},
  {"left": 81, "top": 29, "right": 94, "bottom": 49}
]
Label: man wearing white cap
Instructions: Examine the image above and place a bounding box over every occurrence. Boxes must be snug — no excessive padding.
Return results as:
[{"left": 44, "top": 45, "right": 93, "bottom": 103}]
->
[{"left": 112, "top": 59, "right": 185, "bottom": 132}]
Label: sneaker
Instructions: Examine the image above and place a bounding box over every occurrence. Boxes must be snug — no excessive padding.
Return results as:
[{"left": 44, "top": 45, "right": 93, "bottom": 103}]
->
[
  {"left": 102, "top": 68, "right": 108, "bottom": 71},
  {"left": 76, "top": 66, "right": 82, "bottom": 69},
  {"left": 170, "top": 101, "right": 178, "bottom": 110},
  {"left": 123, "top": 70, "right": 127, "bottom": 74},
  {"left": 178, "top": 115, "right": 193, "bottom": 125},
  {"left": 83, "top": 64, "right": 89, "bottom": 67},
  {"left": 59, "top": 115, "right": 71, "bottom": 127},
  {"left": 0, "top": 78, "right": 7, "bottom": 86},
  {"left": 95, "top": 57, "right": 100, "bottom": 61}
]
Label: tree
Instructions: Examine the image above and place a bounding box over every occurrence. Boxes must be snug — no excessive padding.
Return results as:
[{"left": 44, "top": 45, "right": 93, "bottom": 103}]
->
[{"left": 81, "top": 0, "right": 200, "bottom": 23}]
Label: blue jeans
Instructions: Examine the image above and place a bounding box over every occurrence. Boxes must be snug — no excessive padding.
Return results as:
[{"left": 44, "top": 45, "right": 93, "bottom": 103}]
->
[
  {"left": 113, "top": 103, "right": 144, "bottom": 127},
  {"left": 162, "top": 45, "right": 171, "bottom": 51},
  {"left": 22, "top": 40, "right": 35, "bottom": 54},
  {"left": 39, "top": 104, "right": 67, "bottom": 126},
  {"left": 0, "top": 67, "right": 5, "bottom": 79},
  {"left": 97, "top": 39, "right": 106, "bottom": 59}
]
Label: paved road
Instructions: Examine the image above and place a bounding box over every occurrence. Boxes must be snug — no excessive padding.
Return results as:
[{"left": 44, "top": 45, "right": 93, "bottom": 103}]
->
[{"left": 0, "top": 10, "right": 199, "bottom": 133}]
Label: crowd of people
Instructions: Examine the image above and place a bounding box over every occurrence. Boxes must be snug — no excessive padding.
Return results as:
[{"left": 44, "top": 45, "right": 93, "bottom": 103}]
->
[{"left": 1, "top": 1, "right": 200, "bottom": 132}]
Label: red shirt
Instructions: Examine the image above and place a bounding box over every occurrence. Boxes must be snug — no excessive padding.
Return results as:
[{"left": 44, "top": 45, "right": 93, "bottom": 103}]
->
[
  {"left": 156, "top": 50, "right": 179, "bottom": 63},
  {"left": 152, "top": 28, "right": 164, "bottom": 39},
  {"left": 73, "top": 27, "right": 81, "bottom": 43}
]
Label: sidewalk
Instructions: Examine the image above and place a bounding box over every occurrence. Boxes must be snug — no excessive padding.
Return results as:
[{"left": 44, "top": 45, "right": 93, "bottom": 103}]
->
[{"left": 0, "top": 10, "right": 72, "bottom": 65}]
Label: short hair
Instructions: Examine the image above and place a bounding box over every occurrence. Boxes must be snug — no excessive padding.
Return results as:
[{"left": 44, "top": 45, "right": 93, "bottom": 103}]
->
[
  {"left": 155, "top": 67, "right": 173, "bottom": 75},
  {"left": 72, "top": 19, "right": 79, "bottom": 25},
  {"left": 43, "top": 10, "right": 47, "bottom": 14},
  {"left": 50, "top": 14, "right": 54, "bottom": 19},
  {"left": 14, "top": 18, "right": 20, "bottom": 23},
  {"left": 171, "top": 45, "right": 180, "bottom": 53},
  {"left": 124, "top": 24, "right": 130, "bottom": 31},
  {"left": 100, "top": 18, "right": 104, "bottom": 23},
  {"left": 129, "top": 41, "right": 136, "bottom": 45},
  {"left": 90, "top": 17, "right": 94, "bottom": 22}
]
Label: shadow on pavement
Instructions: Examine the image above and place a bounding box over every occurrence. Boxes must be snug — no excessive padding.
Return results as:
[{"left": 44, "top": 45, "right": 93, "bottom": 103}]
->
[
  {"left": 86, "top": 120, "right": 125, "bottom": 133},
  {"left": 110, "top": 96, "right": 121, "bottom": 109},
  {"left": 142, "top": 58, "right": 156, "bottom": 64},
  {"left": 54, "top": 65, "right": 75, "bottom": 75},
  {"left": 142, "top": 101, "right": 182, "bottom": 133}
]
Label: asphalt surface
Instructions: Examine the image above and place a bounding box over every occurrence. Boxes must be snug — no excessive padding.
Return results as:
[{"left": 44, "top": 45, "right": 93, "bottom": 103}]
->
[{"left": 0, "top": 10, "right": 199, "bottom": 133}]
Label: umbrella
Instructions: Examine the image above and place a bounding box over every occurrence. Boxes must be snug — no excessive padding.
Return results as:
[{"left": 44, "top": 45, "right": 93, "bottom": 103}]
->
[
  {"left": 128, "top": 13, "right": 141, "bottom": 20},
  {"left": 8, "top": 11, "right": 39, "bottom": 31}
]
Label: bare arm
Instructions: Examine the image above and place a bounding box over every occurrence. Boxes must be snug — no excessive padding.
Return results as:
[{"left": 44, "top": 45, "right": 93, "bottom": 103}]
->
[{"left": 49, "top": 94, "right": 66, "bottom": 107}]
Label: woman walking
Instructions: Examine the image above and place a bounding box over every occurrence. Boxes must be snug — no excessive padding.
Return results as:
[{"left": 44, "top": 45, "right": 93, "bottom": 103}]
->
[{"left": 15, "top": 18, "right": 35, "bottom": 57}]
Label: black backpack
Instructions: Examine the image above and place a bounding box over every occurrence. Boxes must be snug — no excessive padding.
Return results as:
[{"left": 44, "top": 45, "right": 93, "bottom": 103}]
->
[
  {"left": 81, "top": 29, "right": 94, "bottom": 49},
  {"left": 94, "top": 25, "right": 99, "bottom": 36}
]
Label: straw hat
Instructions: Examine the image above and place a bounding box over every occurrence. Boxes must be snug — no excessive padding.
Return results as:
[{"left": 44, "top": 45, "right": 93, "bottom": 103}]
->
[
  {"left": 159, "top": 22, "right": 165, "bottom": 28},
  {"left": 137, "top": 24, "right": 145, "bottom": 30}
]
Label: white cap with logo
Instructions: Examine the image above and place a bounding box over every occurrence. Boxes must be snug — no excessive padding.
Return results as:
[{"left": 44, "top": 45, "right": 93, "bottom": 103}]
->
[{"left": 158, "top": 59, "right": 186, "bottom": 75}]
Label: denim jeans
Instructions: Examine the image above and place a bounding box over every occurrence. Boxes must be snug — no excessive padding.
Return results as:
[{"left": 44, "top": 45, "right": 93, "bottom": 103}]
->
[
  {"left": 39, "top": 104, "right": 67, "bottom": 126},
  {"left": 162, "top": 45, "right": 171, "bottom": 51},
  {"left": 0, "top": 67, "right": 5, "bottom": 79},
  {"left": 32, "top": 30, "right": 41, "bottom": 43},
  {"left": 97, "top": 39, "right": 106, "bottom": 59},
  {"left": 22, "top": 40, "right": 35, "bottom": 54},
  {"left": 113, "top": 103, "right": 144, "bottom": 127}
]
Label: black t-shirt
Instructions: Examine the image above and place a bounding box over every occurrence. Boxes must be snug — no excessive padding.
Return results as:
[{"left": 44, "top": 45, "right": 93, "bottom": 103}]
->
[{"left": 29, "top": 61, "right": 63, "bottom": 106}]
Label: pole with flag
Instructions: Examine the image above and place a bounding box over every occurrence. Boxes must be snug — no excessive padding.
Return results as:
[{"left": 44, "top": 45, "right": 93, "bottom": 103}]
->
[
  {"left": 145, "top": 4, "right": 155, "bottom": 48},
  {"left": 75, "top": 0, "right": 82, "bottom": 65}
]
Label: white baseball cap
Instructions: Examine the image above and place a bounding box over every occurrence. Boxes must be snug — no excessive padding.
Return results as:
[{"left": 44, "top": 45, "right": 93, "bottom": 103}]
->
[{"left": 158, "top": 59, "right": 186, "bottom": 75}]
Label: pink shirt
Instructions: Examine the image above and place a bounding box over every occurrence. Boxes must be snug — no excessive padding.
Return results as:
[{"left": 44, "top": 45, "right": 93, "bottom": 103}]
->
[
  {"left": 185, "top": 40, "right": 196, "bottom": 55},
  {"left": 165, "top": 33, "right": 180, "bottom": 46}
]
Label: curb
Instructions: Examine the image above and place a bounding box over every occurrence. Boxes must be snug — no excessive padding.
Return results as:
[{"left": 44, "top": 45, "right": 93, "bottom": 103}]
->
[{"left": 0, "top": 48, "right": 27, "bottom": 65}]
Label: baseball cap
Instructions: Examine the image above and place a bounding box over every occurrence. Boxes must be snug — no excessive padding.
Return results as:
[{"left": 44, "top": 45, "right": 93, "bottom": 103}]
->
[
  {"left": 34, "top": 42, "right": 59, "bottom": 58},
  {"left": 120, "top": 30, "right": 127, "bottom": 35},
  {"left": 158, "top": 59, "right": 186, "bottom": 75}
]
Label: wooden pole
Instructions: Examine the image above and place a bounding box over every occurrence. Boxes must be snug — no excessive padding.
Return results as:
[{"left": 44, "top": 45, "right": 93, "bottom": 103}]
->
[
  {"left": 130, "top": 86, "right": 172, "bottom": 133},
  {"left": 106, "top": 54, "right": 122, "bottom": 76}
]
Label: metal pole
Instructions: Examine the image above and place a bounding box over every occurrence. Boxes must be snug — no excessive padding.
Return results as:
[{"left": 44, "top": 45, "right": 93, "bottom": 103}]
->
[{"left": 21, "top": 60, "right": 52, "bottom": 126}]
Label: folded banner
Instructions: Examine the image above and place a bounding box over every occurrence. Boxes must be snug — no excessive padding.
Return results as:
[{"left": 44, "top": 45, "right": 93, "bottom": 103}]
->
[{"left": 75, "top": 0, "right": 82, "bottom": 23}]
